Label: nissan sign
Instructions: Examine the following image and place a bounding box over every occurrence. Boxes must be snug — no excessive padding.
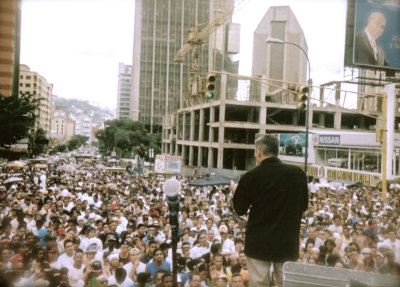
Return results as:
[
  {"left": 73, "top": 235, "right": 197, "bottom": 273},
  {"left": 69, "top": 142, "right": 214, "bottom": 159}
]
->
[{"left": 319, "top": 135, "right": 340, "bottom": 145}]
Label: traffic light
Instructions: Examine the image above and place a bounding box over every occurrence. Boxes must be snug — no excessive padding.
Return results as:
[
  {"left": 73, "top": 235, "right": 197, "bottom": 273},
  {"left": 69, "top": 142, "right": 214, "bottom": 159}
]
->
[
  {"left": 296, "top": 85, "right": 309, "bottom": 110},
  {"left": 206, "top": 73, "right": 216, "bottom": 99}
]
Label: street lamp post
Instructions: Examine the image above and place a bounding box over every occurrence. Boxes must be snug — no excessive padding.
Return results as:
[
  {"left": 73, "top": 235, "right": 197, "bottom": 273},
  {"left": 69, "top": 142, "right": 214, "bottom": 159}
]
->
[
  {"left": 163, "top": 178, "right": 181, "bottom": 287},
  {"left": 265, "top": 37, "right": 312, "bottom": 177}
]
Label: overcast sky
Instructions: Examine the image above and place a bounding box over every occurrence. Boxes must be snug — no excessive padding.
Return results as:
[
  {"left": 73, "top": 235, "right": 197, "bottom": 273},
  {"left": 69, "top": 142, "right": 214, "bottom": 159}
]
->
[{"left": 20, "top": 0, "right": 349, "bottom": 110}]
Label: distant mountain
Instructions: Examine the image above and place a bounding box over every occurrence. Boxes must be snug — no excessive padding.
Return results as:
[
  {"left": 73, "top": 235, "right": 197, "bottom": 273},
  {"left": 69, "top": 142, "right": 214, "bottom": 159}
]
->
[{"left": 54, "top": 96, "right": 115, "bottom": 124}]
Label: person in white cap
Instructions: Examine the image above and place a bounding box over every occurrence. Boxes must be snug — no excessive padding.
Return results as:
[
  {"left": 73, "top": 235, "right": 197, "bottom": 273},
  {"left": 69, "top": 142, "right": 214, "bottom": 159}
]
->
[
  {"left": 76, "top": 216, "right": 85, "bottom": 234},
  {"left": 105, "top": 253, "right": 120, "bottom": 277},
  {"left": 190, "top": 233, "right": 210, "bottom": 259},
  {"left": 218, "top": 225, "right": 235, "bottom": 254},
  {"left": 188, "top": 227, "right": 198, "bottom": 244}
]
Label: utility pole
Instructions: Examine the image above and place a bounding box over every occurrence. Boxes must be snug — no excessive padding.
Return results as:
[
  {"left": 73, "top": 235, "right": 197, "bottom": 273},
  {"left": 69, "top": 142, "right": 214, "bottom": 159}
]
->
[
  {"left": 381, "top": 92, "right": 387, "bottom": 202},
  {"left": 377, "top": 83, "right": 396, "bottom": 203},
  {"left": 381, "top": 83, "right": 396, "bottom": 203}
]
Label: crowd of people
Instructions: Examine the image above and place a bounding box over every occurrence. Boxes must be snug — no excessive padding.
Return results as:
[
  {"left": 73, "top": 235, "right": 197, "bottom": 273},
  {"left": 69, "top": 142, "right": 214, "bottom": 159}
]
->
[
  {"left": 0, "top": 153, "right": 399, "bottom": 287},
  {"left": 301, "top": 179, "right": 400, "bottom": 274}
]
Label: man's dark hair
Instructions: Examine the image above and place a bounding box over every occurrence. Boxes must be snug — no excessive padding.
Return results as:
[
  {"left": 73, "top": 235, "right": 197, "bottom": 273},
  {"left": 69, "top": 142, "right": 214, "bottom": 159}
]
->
[
  {"left": 136, "top": 272, "right": 152, "bottom": 285},
  {"left": 210, "top": 243, "right": 221, "bottom": 254},
  {"left": 255, "top": 134, "right": 279, "bottom": 157},
  {"left": 152, "top": 248, "right": 162, "bottom": 257},
  {"left": 189, "top": 272, "right": 201, "bottom": 282},
  {"left": 162, "top": 272, "right": 173, "bottom": 282},
  {"left": 326, "top": 254, "right": 341, "bottom": 267},
  {"left": 231, "top": 264, "right": 242, "bottom": 273},
  {"left": 234, "top": 238, "right": 244, "bottom": 245},
  {"left": 316, "top": 254, "right": 326, "bottom": 265},
  {"left": 63, "top": 239, "right": 73, "bottom": 248},
  {"left": 115, "top": 268, "right": 127, "bottom": 284},
  {"left": 324, "top": 239, "right": 336, "bottom": 248},
  {"left": 156, "top": 269, "right": 167, "bottom": 280}
]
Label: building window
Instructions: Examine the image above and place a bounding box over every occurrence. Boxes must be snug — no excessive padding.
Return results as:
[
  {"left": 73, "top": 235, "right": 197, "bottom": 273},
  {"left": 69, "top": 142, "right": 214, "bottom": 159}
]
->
[{"left": 315, "top": 146, "right": 380, "bottom": 173}]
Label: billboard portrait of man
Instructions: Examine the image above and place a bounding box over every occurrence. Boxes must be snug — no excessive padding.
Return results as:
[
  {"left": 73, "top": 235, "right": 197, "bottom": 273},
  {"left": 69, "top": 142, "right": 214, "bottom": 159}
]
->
[{"left": 354, "top": 11, "right": 388, "bottom": 66}]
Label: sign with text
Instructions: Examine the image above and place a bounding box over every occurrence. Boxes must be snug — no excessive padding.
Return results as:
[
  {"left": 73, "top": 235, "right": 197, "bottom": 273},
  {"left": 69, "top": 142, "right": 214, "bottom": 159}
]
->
[
  {"left": 307, "top": 164, "right": 380, "bottom": 186},
  {"left": 318, "top": 135, "right": 341, "bottom": 145}
]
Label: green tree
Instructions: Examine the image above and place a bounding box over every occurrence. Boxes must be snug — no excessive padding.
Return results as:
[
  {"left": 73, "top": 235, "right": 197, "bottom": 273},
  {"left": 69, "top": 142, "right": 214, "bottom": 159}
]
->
[
  {"left": 49, "top": 144, "right": 68, "bottom": 155},
  {"left": 30, "top": 127, "right": 49, "bottom": 156},
  {"left": 67, "top": 135, "right": 89, "bottom": 151},
  {"left": 0, "top": 92, "right": 40, "bottom": 148},
  {"left": 95, "top": 119, "right": 161, "bottom": 158}
]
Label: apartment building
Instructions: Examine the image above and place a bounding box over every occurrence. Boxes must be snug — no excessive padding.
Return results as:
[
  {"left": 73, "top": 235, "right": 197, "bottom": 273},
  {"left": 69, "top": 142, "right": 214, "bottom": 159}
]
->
[{"left": 19, "top": 64, "right": 53, "bottom": 135}]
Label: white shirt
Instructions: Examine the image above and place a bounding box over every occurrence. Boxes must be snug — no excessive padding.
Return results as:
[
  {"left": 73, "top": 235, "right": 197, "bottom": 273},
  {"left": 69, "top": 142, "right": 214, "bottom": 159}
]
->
[
  {"left": 221, "top": 238, "right": 235, "bottom": 253},
  {"left": 123, "top": 261, "right": 146, "bottom": 281},
  {"left": 67, "top": 264, "right": 85, "bottom": 287},
  {"left": 107, "top": 275, "right": 134, "bottom": 287},
  {"left": 190, "top": 244, "right": 210, "bottom": 259},
  {"left": 56, "top": 253, "right": 74, "bottom": 269},
  {"left": 308, "top": 182, "right": 318, "bottom": 194}
]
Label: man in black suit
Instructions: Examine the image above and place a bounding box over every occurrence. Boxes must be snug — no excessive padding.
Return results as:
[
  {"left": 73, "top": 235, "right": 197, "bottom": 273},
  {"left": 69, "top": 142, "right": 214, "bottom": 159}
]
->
[
  {"left": 230, "top": 134, "right": 308, "bottom": 287},
  {"left": 354, "top": 11, "right": 388, "bottom": 66}
]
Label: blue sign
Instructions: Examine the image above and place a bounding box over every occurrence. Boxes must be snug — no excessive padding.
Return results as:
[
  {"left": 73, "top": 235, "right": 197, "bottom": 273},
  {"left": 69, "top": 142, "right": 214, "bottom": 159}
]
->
[{"left": 279, "top": 134, "right": 306, "bottom": 157}]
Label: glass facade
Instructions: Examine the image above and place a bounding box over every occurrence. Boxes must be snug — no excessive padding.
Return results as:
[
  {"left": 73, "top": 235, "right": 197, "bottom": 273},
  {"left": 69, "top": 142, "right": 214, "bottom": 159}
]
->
[
  {"left": 315, "top": 146, "right": 381, "bottom": 173},
  {"left": 135, "top": 0, "right": 211, "bottom": 131}
]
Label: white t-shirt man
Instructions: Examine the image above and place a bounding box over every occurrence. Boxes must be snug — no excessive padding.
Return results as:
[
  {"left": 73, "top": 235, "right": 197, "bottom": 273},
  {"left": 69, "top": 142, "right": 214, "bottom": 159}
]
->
[
  {"left": 107, "top": 274, "right": 134, "bottom": 287},
  {"left": 56, "top": 253, "right": 74, "bottom": 269},
  {"left": 67, "top": 264, "right": 85, "bottom": 287},
  {"left": 123, "top": 261, "right": 146, "bottom": 281}
]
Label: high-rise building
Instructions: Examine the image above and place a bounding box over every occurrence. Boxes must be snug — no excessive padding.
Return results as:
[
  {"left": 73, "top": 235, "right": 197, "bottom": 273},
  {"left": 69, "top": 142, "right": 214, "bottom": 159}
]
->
[
  {"left": 117, "top": 63, "right": 132, "bottom": 119},
  {"left": 131, "top": 0, "right": 236, "bottom": 132},
  {"left": 252, "top": 6, "right": 308, "bottom": 96},
  {"left": 19, "top": 64, "right": 53, "bottom": 135},
  {"left": 0, "top": 0, "right": 21, "bottom": 97}
]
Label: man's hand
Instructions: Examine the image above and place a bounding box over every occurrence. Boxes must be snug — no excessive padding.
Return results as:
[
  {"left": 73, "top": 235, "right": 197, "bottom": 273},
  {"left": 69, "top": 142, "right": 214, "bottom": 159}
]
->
[{"left": 230, "top": 180, "right": 238, "bottom": 196}]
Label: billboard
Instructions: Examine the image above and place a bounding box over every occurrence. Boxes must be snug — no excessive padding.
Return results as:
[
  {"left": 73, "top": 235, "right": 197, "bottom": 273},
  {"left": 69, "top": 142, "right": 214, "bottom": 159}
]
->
[
  {"left": 278, "top": 134, "right": 306, "bottom": 157},
  {"left": 154, "top": 155, "right": 181, "bottom": 174},
  {"left": 344, "top": 0, "right": 400, "bottom": 71}
]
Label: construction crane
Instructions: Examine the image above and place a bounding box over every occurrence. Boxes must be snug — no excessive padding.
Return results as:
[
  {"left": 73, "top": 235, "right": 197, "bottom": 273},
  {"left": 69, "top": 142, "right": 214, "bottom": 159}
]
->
[
  {"left": 174, "top": 7, "right": 235, "bottom": 64},
  {"left": 174, "top": 0, "right": 248, "bottom": 105}
]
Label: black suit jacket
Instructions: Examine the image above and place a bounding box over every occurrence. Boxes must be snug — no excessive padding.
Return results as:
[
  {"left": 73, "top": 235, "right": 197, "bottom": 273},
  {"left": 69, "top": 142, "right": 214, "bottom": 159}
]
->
[
  {"left": 354, "top": 29, "right": 388, "bottom": 66},
  {"left": 232, "top": 157, "right": 308, "bottom": 262}
]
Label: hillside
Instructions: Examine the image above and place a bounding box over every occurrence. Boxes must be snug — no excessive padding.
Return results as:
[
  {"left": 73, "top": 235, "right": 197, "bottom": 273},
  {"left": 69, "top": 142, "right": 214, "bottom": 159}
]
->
[{"left": 54, "top": 97, "right": 115, "bottom": 124}]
